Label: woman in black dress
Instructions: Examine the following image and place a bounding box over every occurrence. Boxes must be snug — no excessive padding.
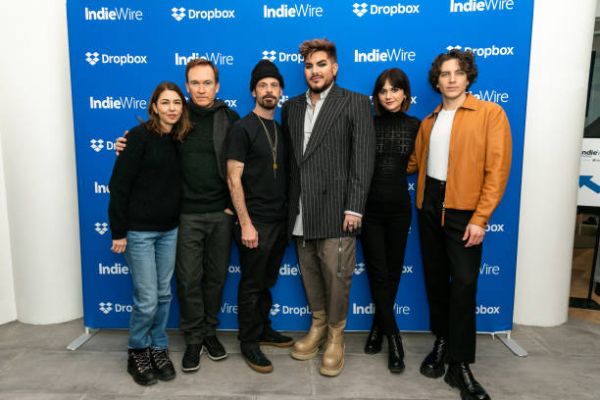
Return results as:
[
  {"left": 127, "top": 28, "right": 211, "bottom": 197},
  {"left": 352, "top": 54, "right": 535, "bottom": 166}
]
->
[{"left": 361, "top": 68, "right": 420, "bottom": 373}]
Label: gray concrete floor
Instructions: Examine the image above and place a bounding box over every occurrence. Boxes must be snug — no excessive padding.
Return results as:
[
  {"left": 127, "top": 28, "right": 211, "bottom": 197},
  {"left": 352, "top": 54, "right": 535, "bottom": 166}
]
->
[{"left": 0, "top": 318, "right": 599, "bottom": 400}]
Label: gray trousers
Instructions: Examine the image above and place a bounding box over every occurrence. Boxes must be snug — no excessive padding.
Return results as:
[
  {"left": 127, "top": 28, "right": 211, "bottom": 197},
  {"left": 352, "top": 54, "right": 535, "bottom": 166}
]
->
[
  {"left": 295, "top": 237, "right": 356, "bottom": 324},
  {"left": 176, "top": 211, "right": 233, "bottom": 344}
]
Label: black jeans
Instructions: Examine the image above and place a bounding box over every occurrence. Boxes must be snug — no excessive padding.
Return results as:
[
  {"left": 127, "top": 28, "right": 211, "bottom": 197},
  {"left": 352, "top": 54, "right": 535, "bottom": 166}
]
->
[
  {"left": 175, "top": 212, "right": 234, "bottom": 345},
  {"left": 361, "top": 208, "right": 411, "bottom": 335},
  {"left": 234, "top": 220, "right": 287, "bottom": 349},
  {"left": 418, "top": 177, "right": 482, "bottom": 364}
]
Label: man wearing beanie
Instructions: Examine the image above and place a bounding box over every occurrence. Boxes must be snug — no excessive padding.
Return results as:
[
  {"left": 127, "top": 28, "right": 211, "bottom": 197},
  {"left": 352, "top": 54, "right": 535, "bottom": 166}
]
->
[{"left": 226, "top": 60, "right": 293, "bottom": 373}]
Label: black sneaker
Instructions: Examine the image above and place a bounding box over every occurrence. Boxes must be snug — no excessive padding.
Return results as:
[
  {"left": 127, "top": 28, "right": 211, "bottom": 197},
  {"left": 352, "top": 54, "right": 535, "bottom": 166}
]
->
[
  {"left": 181, "top": 343, "right": 203, "bottom": 372},
  {"left": 203, "top": 335, "right": 228, "bottom": 361},
  {"left": 150, "top": 348, "right": 176, "bottom": 381},
  {"left": 127, "top": 348, "right": 158, "bottom": 386},
  {"left": 259, "top": 328, "right": 294, "bottom": 348},
  {"left": 241, "top": 345, "right": 273, "bottom": 373}
]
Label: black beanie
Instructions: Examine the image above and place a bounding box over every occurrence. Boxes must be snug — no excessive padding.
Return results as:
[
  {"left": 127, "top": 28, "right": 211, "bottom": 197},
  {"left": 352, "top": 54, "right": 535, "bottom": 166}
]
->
[{"left": 250, "top": 59, "right": 284, "bottom": 91}]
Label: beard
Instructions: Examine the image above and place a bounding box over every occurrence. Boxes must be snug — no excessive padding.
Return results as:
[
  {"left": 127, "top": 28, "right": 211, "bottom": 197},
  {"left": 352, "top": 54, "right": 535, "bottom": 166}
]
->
[{"left": 258, "top": 96, "right": 278, "bottom": 110}]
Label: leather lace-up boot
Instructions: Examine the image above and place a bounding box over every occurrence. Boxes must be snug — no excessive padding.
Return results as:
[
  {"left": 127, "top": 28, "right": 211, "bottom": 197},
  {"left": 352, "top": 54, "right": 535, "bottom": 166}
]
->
[{"left": 420, "top": 336, "right": 447, "bottom": 378}]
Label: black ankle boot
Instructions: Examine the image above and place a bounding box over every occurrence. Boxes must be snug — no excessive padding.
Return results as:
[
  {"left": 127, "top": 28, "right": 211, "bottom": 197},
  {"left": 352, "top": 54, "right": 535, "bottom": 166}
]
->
[
  {"left": 364, "top": 322, "right": 383, "bottom": 354},
  {"left": 420, "top": 336, "right": 446, "bottom": 378},
  {"left": 444, "top": 362, "right": 491, "bottom": 400},
  {"left": 387, "top": 332, "right": 405, "bottom": 374}
]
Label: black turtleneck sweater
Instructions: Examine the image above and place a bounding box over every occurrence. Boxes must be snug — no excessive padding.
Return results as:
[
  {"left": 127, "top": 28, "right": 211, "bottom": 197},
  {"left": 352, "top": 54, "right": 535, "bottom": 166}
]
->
[
  {"left": 178, "top": 101, "right": 238, "bottom": 213},
  {"left": 365, "top": 111, "right": 420, "bottom": 215}
]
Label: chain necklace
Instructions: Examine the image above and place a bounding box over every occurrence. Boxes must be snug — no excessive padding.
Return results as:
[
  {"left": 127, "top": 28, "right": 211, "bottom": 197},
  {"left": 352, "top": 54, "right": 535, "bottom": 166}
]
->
[{"left": 254, "top": 113, "right": 278, "bottom": 178}]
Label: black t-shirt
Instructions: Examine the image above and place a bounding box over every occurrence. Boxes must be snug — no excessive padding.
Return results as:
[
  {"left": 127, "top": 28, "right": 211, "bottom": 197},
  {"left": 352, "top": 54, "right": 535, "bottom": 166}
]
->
[{"left": 225, "top": 112, "right": 288, "bottom": 222}]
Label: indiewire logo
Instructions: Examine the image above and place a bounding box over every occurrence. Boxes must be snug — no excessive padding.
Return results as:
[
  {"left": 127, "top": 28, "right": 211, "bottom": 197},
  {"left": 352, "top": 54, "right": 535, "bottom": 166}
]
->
[
  {"left": 471, "top": 89, "right": 510, "bottom": 103},
  {"left": 85, "top": 51, "right": 148, "bottom": 66},
  {"left": 354, "top": 48, "right": 416, "bottom": 63},
  {"left": 98, "top": 262, "right": 129, "bottom": 275},
  {"left": 171, "top": 6, "right": 236, "bottom": 22},
  {"left": 221, "top": 302, "right": 238, "bottom": 314},
  {"left": 99, "top": 302, "right": 113, "bottom": 314},
  {"left": 95, "top": 222, "right": 108, "bottom": 235},
  {"left": 280, "top": 263, "right": 301, "bottom": 276},
  {"left": 262, "top": 50, "right": 304, "bottom": 64},
  {"left": 352, "top": 302, "right": 411, "bottom": 315},
  {"left": 174, "top": 52, "right": 234, "bottom": 66},
  {"left": 89, "top": 96, "right": 147, "bottom": 110},
  {"left": 446, "top": 44, "right": 514, "bottom": 59},
  {"left": 94, "top": 181, "right": 110, "bottom": 194},
  {"left": 352, "top": 2, "right": 420, "bottom": 17},
  {"left": 449, "top": 0, "right": 514, "bottom": 13},
  {"left": 84, "top": 7, "right": 143, "bottom": 21},
  {"left": 263, "top": 3, "right": 324, "bottom": 18},
  {"left": 480, "top": 263, "right": 500, "bottom": 275}
]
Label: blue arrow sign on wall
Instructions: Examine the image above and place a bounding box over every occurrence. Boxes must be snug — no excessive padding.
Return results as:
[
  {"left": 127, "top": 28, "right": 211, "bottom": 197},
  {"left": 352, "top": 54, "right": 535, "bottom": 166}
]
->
[{"left": 580, "top": 175, "right": 600, "bottom": 193}]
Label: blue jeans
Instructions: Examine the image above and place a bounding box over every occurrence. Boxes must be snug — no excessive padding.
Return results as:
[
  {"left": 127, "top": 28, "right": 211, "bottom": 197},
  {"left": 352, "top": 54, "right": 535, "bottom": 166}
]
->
[{"left": 125, "top": 228, "right": 178, "bottom": 349}]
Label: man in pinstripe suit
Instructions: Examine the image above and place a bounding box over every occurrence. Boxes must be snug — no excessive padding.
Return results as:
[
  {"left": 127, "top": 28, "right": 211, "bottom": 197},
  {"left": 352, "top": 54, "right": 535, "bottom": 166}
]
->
[{"left": 282, "top": 38, "right": 375, "bottom": 377}]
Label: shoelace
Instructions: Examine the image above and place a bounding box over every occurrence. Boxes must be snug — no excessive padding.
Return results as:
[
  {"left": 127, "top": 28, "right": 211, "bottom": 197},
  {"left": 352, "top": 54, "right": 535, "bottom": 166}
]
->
[
  {"left": 151, "top": 349, "right": 172, "bottom": 369},
  {"left": 132, "top": 350, "right": 153, "bottom": 372}
]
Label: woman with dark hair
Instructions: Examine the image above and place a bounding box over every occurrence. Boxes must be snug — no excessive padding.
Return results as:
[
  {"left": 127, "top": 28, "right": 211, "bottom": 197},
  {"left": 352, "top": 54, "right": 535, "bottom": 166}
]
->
[
  {"left": 361, "top": 68, "right": 420, "bottom": 373},
  {"left": 109, "top": 81, "right": 191, "bottom": 386}
]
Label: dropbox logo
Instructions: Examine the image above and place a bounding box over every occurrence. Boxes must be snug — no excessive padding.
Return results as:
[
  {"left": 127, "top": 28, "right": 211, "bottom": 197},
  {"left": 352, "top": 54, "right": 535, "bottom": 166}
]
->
[
  {"left": 262, "top": 50, "right": 304, "bottom": 64},
  {"left": 171, "top": 7, "right": 186, "bottom": 21},
  {"left": 262, "top": 50, "right": 277, "bottom": 62},
  {"left": 270, "top": 303, "right": 281, "bottom": 316},
  {"left": 99, "top": 302, "right": 113, "bottom": 314},
  {"left": 85, "top": 51, "right": 100, "bottom": 66},
  {"left": 90, "top": 139, "right": 104, "bottom": 152},
  {"left": 352, "top": 3, "right": 368, "bottom": 17},
  {"left": 353, "top": 2, "right": 420, "bottom": 17},
  {"left": 95, "top": 222, "right": 109, "bottom": 235},
  {"left": 446, "top": 44, "right": 514, "bottom": 59},
  {"left": 354, "top": 262, "right": 366, "bottom": 275}
]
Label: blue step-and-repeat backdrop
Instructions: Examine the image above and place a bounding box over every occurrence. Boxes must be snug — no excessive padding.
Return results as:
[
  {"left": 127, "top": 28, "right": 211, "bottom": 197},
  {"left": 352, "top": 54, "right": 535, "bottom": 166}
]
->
[{"left": 66, "top": 0, "right": 533, "bottom": 332}]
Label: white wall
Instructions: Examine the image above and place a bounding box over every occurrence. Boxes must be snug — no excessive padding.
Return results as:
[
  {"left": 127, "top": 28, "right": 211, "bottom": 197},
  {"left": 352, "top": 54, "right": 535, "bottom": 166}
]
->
[
  {"left": 0, "top": 1, "right": 596, "bottom": 326},
  {"left": 514, "top": 0, "right": 598, "bottom": 326},
  {"left": 0, "top": 133, "right": 17, "bottom": 325},
  {"left": 0, "top": 0, "right": 83, "bottom": 324}
]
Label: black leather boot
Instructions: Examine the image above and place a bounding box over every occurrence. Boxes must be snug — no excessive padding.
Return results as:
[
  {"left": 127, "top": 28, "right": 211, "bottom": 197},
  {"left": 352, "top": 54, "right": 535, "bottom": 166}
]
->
[
  {"left": 419, "top": 336, "right": 446, "bottom": 378},
  {"left": 364, "top": 322, "right": 383, "bottom": 354},
  {"left": 387, "top": 332, "right": 405, "bottom": 373},
  {"left": 444, "top": 362, "right": 491, "bottom": 400}
]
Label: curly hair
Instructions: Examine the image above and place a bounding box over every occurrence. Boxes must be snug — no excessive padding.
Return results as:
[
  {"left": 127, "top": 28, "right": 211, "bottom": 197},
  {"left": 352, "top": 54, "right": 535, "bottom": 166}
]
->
[{"left": 428, "top": 49, "right": 478, "bottom": 93}]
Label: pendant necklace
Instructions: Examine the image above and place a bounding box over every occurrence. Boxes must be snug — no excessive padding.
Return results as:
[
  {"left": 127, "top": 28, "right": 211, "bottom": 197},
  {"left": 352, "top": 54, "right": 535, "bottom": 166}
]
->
[{"left": 255, "top": 113, "right": 278, "bottom": 178}]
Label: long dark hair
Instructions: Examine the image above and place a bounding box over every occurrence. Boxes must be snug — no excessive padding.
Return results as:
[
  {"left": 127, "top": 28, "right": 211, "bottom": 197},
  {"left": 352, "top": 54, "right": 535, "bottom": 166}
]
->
[
  {"left": 145, "top": 81, "right": 192, "bottom": 139},
  {"left": 372, "top": 68, "right": 412, "bottom": 116}
]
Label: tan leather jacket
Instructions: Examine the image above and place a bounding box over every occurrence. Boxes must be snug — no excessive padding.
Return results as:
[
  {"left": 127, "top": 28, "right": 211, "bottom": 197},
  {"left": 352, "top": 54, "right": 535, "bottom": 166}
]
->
[{"left": 408, "top": 94, "right": 512, "bottom": 227}]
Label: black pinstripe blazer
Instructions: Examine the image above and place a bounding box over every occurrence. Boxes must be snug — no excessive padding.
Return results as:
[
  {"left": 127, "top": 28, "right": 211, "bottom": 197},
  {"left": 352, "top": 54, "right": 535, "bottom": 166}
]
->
[{"left": 282, "top": 84, "right": 375, "bottom": 240}]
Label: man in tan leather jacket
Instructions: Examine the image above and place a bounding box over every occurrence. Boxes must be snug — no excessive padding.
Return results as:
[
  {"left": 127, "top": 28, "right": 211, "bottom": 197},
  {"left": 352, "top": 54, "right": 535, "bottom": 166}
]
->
[{"left": 410, "top": 49, "right": 511, "bottom": 400}]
